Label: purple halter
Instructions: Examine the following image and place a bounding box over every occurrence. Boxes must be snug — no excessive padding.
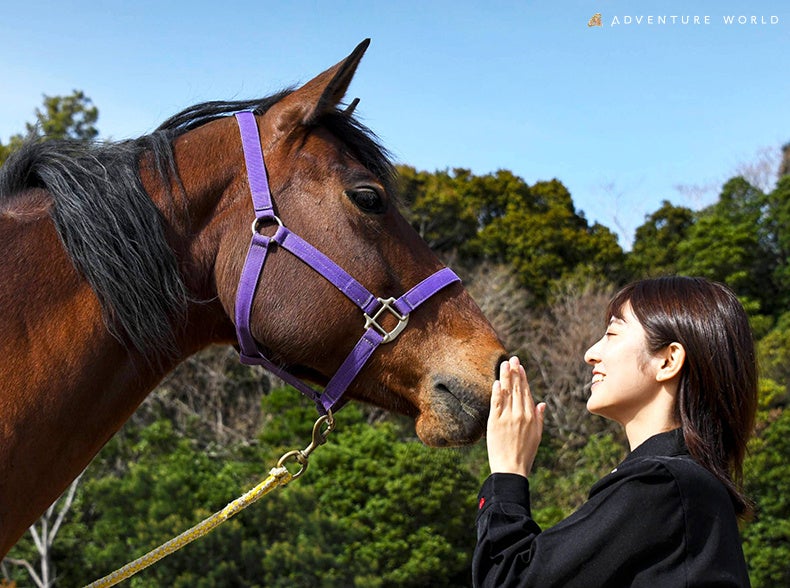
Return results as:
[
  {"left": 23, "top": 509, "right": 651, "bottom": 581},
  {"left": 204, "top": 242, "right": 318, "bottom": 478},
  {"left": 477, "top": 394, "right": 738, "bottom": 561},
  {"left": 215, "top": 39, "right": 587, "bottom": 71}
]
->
[{"left": 233, "top": 111, "right": 460, "bottom": 414}]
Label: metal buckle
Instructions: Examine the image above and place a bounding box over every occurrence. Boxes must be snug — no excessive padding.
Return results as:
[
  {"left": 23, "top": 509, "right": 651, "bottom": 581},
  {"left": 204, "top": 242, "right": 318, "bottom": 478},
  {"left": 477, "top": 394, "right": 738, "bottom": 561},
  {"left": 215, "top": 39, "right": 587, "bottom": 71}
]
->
[
  {"left": 251, "top": 214, "right": 283, "bottom": 235},
  {"left": 363, "top": 297, "right": 409, "bottom": 344}
]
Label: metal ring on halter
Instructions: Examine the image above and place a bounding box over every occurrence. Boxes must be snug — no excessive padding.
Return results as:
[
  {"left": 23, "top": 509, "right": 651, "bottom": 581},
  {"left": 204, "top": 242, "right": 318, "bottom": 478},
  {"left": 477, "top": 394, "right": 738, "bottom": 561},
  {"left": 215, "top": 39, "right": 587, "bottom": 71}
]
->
[{"left": 251, "top": 215, "right": 284, "bottom": 235}]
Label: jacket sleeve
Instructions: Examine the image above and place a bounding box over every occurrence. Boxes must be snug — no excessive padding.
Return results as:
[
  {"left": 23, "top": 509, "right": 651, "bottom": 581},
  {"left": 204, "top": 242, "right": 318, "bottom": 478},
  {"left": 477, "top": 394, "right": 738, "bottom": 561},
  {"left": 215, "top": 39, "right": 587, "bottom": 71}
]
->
[
  {"left": 472, "top": 461, "right": 733, "bottom": 588},
  {"left": 472, "top": 473, "right": 543, "bottom": 587}
]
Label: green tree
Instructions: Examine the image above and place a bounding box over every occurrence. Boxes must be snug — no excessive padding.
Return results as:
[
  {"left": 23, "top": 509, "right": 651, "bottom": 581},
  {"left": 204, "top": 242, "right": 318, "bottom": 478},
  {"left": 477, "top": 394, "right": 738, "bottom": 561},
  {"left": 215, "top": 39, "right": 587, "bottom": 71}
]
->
[
  {"left": 399, "top": 166, "right": 520, "bottom": 252},
  {"left": 676, "top": 177, "right": 779, "bottom": 324},
  {"left": 251, "top": 390, "right": 481, "bottom": 587},
  {"left": 399, "top": 167, "right": 624, "bottom": 300},
  {"left": 742, "top": 379, "right": 790, "bottom": 587},
  {"left": 66, "top": 419, "right": 251, "bottom": 587},
  {"left": 469, "top": 178, "right": 624, "bottom": 300},
  {"left": 627, "top": 200, "right": 695, "bottom": 278},
  {"left": 758, "top": 312, "right": 790, "bottom": 395},
  {"left": 0, "top": 90, "right": 98, "bottom": 166},
  {"left": 27, "top": 90, "right": 98, "bottom": 142},
  {"left": 0, "top": 136, "right": 23, "bottom": 166},
  {"left": 778, "top": 142, "right": 790, "bottom": 178},
  {"left": 765, "top": 176, "right": 790, "bottom": 309},
  {"left": 398, "top": 166, "right": 481, "bottom": 251}
]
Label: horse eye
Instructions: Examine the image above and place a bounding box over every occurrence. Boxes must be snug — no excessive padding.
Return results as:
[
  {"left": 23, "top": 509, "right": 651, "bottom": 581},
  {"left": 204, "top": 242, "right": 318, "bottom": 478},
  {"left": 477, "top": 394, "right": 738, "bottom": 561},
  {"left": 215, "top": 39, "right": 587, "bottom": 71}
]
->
[{"left": 345, "top": 188, "right": 386, "bottom": 214}]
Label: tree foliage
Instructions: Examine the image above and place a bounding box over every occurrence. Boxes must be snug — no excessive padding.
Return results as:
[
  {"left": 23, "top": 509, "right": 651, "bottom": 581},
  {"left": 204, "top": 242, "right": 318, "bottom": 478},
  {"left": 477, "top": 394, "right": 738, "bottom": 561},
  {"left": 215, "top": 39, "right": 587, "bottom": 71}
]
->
[
  {"left": 0, "top": 90, "right": 98, "bottom": 166},
  {"left": 251, "top": 393, "right": 481, "bottom": 588},
  {"left": 627, "top": 200, "right": 694, "bottom": 277},
  {"left": 400, "top": 166, "right": 625, "bottom": 301},
  {"left": 765, "top": 175, "right": 790, "bottom": 309},
  {"left": 758, "top": 312, "right": 790, "bottom": 395},
  {"left": 742, "top": 379, "right": 790, "bottom": 588},
  {"left": 4, "top": 392, "right": 482, "bottom": 587},
  {"left": 676, "top": 177, "right": 778, "bottom": 319}
]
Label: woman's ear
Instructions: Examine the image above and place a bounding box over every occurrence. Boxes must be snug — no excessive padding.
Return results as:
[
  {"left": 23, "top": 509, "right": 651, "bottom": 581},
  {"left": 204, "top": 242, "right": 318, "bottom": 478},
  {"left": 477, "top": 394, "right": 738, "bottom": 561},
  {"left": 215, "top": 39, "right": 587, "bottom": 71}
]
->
[{"left": 656, "top": 342, "right": 686, "bottom": 382}]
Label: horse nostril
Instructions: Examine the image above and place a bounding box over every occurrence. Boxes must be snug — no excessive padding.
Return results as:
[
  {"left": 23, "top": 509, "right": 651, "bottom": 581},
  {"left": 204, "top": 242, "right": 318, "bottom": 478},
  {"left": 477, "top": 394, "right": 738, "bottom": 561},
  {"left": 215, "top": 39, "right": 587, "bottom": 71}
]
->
[
  {"left": 432, "top": 375, "right": 488, "bottom": 417},
  {"left": 425, "top": 372, "right": 494, "bottom": 445},
  {"left": 435, "top": 381, "right": 452, "bottom": 396}
]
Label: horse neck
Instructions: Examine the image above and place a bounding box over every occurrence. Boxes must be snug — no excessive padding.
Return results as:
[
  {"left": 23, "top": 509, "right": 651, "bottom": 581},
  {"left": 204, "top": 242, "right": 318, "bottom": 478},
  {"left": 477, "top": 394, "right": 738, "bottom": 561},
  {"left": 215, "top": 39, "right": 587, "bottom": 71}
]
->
[
  {"left": 0, "top": 120, "right": 242, "bottom": 556},
  {"left": 141, "top": 118, "right": 243, "bottom": 352},
  {"left": 0, "top": 211, "right": 183, "bottom": 556}
]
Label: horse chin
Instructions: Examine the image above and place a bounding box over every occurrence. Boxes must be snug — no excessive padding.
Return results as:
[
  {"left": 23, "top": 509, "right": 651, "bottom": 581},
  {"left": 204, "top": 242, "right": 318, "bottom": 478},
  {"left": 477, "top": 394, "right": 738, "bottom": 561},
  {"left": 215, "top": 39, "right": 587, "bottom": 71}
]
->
[{"left": 414, "top": 377, "right": 489, "bottom": 447}]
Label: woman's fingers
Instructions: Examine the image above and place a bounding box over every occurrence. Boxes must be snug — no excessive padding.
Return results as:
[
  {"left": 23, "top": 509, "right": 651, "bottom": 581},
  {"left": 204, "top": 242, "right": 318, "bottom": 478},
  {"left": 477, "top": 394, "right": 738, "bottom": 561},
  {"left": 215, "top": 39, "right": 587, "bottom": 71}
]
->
[
  {"left": 518, "top": 362, "right": 546, "bottom": 436},
  {"left": 490, "top": 379, "right": 503, "bottom": 414},
  {"left": 499, "top": 359, "right": 513, "bottom": 396},
  {"left": 518, "top": 364, "right": 534, "bottom": 412},
  {"left": 503, "top": 358, "right": 530, "bottom": 417},
  {"left": 536, "top": 402, "right": 547, "bottom": 426},
  {"left": 493, "top": 357, "right": 537, "bottom": 416},
  {"left": 487, "top": 356, "right": 547, "bottom": 477}
]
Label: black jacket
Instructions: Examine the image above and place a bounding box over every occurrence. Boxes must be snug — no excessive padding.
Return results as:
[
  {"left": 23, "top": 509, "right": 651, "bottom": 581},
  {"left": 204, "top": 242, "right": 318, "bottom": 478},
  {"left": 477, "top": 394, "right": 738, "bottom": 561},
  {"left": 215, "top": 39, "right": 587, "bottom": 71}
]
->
[{"left": 473, "top": 429, "right": 750, "bottom": 587}]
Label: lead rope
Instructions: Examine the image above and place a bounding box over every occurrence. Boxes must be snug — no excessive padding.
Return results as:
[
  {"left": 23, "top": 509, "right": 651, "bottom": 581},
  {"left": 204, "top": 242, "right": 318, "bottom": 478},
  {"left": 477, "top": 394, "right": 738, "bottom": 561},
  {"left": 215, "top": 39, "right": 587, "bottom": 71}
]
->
[{"left": 83, "top": 412, "right": 335, "bottom": 588}]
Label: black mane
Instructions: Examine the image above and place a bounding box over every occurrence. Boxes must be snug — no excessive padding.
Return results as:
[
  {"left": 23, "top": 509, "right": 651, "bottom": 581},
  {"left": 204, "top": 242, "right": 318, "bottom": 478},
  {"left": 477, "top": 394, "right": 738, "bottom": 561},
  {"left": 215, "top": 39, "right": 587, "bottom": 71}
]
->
[
  {"left": 0, "top": 92, "right": 395, "bottom": 363},
  {"left": 156, "top": 93, "right": 396, "bottom": 191}
]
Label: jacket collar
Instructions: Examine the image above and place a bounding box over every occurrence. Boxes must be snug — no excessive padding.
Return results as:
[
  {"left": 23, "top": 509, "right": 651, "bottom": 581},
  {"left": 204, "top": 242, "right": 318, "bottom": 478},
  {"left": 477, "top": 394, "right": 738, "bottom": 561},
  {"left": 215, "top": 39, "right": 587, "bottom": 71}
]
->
[{"left": 625, "top": 428, "right": 687, "bottom": 463}]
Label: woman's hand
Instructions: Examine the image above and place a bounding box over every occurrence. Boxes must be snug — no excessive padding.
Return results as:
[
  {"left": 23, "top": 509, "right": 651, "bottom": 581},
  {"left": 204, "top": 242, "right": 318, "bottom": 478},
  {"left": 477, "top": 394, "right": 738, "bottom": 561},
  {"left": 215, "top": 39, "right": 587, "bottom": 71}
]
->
[{"left": 486, "top": 356, "right": 547, "bottom": 477}]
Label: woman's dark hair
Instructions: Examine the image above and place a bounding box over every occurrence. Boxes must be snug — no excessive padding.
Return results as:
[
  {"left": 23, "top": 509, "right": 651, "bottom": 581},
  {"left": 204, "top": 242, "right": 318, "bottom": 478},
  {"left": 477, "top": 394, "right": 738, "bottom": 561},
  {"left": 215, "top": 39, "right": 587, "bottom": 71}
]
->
[{"left": 607, "top": 276, "right": 757, "bottom": 515}]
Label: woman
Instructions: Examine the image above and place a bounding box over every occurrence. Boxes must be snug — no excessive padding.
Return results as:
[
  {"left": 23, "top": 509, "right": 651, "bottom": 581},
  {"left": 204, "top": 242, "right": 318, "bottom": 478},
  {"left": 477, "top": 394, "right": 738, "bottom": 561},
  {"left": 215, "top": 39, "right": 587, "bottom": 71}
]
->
[{"left": 473, "top": 276, "right": 756, "bottom": 587}]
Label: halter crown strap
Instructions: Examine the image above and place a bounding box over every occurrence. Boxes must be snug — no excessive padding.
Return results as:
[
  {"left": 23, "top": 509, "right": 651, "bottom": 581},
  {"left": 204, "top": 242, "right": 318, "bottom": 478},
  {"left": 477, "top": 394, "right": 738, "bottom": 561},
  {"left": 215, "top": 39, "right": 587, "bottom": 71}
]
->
[
  {"left": 236, "top": 112, "right": 274, "bottom": 217},
  {"left": 233, "top": 111, "right": 460, "bottom": 413}
]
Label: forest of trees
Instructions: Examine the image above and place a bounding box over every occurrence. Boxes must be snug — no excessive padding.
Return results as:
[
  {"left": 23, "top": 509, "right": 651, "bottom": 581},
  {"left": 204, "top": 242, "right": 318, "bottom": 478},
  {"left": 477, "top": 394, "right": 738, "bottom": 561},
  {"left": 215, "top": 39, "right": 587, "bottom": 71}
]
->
[{"left": 2, "top": 93, "right": 788, "bottom": 587}]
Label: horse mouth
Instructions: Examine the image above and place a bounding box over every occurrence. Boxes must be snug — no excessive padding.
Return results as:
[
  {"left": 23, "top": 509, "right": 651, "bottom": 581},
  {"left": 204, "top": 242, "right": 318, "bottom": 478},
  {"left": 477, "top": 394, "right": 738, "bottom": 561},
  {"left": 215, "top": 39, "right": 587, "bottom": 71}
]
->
[
  {"left": 288, "top": 364, "right": 490, "bottom": 447},
  {"left": 415, "top": 376, "right": 489, "bottom": 447}
]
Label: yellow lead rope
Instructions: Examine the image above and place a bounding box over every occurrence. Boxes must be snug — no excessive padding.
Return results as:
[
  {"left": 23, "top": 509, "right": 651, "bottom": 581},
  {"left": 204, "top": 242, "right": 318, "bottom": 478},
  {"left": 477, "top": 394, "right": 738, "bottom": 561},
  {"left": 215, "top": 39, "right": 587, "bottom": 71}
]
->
[
  {"left": 84, "top": 466, "right": 293, "bottom": 588},
  {"left": 84, "top": 411, "right": 335, "bottom": 588}
]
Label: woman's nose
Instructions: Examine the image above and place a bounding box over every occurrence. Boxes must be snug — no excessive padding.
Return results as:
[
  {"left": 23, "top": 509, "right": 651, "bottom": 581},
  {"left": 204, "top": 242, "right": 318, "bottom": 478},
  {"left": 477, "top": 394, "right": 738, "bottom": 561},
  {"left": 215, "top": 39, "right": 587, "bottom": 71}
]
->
[{"left": 584, "top": 337, "right": 603, "bottom": 365}]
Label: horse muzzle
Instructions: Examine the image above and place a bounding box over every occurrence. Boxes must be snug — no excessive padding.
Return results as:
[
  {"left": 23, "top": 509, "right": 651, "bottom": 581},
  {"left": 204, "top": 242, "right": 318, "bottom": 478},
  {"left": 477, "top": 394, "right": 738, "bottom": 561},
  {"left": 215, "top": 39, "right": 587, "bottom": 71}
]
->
[{"left": 414, "top": 374, "right": 491, "bottom": 447}]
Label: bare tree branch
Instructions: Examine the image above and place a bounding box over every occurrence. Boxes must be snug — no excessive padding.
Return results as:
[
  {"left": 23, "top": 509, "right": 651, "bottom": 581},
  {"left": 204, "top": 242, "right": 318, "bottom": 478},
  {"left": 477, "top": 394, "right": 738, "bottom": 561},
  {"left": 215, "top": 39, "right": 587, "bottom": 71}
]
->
[
  {"left": 2, "top": 471, "right": 84, "bottom": 587},
  {"left": 520, "top": 278, "right": 620, "bottom": 449},
  {"left": 3, "top": 557, "right": 43, "bottom": 587},
  {"left": 734, "top": 145, "right": 781, "bottom": 193}
]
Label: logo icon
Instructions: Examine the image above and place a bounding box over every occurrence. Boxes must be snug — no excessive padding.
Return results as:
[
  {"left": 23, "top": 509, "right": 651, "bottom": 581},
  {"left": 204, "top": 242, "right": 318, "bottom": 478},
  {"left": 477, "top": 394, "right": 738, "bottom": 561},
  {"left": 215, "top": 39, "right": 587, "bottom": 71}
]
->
[{"left": 588, "top": 13, "right": 603, "bottom": 27}]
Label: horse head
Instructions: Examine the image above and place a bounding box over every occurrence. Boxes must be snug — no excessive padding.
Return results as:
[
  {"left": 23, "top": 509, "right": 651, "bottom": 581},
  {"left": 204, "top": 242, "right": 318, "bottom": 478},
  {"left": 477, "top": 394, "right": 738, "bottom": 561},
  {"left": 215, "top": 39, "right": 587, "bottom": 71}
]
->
[{"left": 201, "top": 40, "right": 506, "bottom": 446}]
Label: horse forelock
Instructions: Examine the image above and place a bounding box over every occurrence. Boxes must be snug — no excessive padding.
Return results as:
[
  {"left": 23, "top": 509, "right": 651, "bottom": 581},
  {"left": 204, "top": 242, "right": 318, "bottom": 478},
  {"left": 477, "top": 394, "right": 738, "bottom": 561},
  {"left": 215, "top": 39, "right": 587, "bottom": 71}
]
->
[{"left": 157, "top": 92, "right": 398, "bottom": 197}]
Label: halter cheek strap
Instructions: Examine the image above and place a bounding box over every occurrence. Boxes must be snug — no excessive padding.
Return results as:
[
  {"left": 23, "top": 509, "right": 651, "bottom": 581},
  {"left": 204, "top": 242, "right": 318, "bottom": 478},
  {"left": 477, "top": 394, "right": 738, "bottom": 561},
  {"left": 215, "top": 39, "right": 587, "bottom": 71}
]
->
[{"left": 233, "top": 111, "right": 460, "bottom": 414}]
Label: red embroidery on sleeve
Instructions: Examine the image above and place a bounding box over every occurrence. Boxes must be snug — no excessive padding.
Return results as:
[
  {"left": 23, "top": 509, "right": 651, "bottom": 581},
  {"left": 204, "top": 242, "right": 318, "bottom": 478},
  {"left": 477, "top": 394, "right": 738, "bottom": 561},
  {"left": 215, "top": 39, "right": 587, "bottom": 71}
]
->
[{"left": 478, "top": 497, "right": 486, "bottom": 510}]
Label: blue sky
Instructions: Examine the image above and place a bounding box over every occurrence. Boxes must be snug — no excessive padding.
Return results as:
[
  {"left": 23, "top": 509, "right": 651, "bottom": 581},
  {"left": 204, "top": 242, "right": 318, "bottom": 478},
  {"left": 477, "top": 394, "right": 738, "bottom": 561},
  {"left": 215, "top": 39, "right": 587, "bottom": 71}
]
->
[{"left": 2, "top": 1, "right": 787, "bottom": 247}]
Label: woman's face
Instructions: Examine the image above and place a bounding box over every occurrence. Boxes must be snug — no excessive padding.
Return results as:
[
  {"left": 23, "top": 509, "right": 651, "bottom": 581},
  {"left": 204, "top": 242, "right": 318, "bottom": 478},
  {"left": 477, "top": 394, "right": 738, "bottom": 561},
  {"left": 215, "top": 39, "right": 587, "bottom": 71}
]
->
[{"left": 583, "top": 302, "right": 664, "bottom": 425}]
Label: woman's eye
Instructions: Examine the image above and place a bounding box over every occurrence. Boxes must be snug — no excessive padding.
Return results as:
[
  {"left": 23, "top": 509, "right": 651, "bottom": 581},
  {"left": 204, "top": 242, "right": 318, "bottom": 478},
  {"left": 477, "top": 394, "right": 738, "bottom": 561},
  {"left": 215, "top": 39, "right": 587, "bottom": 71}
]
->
[{"left": 345, "top": 188, "right": 386, "bottom": 214}]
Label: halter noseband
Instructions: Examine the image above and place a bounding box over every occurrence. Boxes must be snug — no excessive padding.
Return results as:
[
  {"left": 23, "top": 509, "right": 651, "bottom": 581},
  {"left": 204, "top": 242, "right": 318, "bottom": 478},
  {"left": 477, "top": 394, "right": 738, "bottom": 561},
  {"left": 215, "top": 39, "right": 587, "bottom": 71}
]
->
[{"left": 233, "top": 111, "right": 460, "bottom": 414}]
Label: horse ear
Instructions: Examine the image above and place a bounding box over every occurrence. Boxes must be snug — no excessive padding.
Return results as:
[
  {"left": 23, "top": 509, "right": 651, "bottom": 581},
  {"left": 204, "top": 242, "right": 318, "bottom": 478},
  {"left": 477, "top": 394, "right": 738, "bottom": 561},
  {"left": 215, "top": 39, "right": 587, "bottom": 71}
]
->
[
  {"left": 344, "top": 98, "right": 361, "bottom": 117},
  {"left": 269, "top": 39, "right": 370, "bottom": 133}
]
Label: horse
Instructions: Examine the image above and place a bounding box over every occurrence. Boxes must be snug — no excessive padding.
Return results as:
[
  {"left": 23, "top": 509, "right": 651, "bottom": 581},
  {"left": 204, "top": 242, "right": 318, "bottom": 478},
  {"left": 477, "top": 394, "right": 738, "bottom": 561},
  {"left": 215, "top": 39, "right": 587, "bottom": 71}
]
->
[{"left": 0, "top": 39, "right": 506, "bottom": 557}]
